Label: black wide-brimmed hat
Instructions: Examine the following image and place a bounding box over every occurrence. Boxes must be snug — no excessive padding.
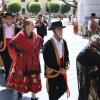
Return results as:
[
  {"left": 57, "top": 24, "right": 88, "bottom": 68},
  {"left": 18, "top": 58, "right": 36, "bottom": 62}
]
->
[
  {"left": 0, "top": 12, "right": 6, "bottom": 18},
  {"left": 48, "top": 21, "right": 66, "bottom": 30},
  {"left": 5, "top": 12, "right": 15, "bottom": 18},
  {"left": 91, "top": 13, "right": 96, "bottom": 17}
]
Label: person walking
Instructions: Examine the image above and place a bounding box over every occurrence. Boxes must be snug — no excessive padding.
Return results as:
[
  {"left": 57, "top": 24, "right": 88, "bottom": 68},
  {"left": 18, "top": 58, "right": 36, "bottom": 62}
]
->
[
  {"left": 6, "top": 19, "right": 42, "bottom": 100},
  {"left": 76, "top": 34, "right": 100, "bottom": 100},
  {"left": 0, "top": 12, "right": 21, "bottom": 81},
  {"left": 43, "top": 21, "right": 70, "bottom": 100},
  {"left": 88, "top": 13, "right": 98, "bottom": 37}
]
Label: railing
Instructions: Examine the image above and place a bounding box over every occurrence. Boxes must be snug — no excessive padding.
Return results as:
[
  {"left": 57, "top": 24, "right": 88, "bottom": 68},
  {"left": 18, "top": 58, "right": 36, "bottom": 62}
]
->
[{"left": 59, "top": 0, "right": 77, "bottom": 8}]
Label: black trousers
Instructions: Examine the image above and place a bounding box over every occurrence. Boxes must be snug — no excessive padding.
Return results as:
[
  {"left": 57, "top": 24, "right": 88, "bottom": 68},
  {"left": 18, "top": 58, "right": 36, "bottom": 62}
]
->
[
  {"left": 47, "top": 74, "right": 66, "bottom": 100},
  {"left": 37, "top": 34, "right": 44, "bottom": 48},
  {"left": 0, "top": 48, "right": 12, "bottom": 81}
]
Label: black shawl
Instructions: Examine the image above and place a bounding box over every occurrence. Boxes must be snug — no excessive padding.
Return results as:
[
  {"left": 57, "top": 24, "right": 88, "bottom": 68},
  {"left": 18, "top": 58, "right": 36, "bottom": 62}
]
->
[{"left": 76, "top": 46, "right": 100, "bottom": 100}]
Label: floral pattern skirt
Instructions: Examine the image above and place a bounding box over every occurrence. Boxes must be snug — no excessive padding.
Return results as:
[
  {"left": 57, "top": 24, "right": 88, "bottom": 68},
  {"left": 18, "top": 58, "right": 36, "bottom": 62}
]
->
[{"left": 6, "top": 66, "right": 42, "bottom": 93}]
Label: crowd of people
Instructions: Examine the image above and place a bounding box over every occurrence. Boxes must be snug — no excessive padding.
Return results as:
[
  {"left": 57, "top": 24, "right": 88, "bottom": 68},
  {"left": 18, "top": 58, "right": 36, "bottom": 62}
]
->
[
  {"left": 1, "top": 11, "right": 100, "bottom": 100},
  {"left": 0, "top": 12, "right": 70, "bottom": 100}
]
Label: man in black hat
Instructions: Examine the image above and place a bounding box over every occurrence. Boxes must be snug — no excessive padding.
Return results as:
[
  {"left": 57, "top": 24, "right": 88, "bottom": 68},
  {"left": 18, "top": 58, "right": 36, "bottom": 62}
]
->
[
  {"left": 43, "top": 21, "right": 70, "bottom": 100},
  {"left": 88, "top": 13, "right": 98, "bottom": 37},
  {"left": 0, "top": 12, "right": 21, "bottom": 81}
]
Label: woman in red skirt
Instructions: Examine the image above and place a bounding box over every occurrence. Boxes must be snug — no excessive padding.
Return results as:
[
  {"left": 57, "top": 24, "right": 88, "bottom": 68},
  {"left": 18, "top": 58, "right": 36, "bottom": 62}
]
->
[{"left": 6, "top": 19, "right": 42, "bottom": 100}]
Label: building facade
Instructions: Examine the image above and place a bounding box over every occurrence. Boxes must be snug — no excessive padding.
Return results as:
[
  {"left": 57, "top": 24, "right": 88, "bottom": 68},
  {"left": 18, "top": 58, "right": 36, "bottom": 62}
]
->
[
  {"left": 3, "top": 0, "right": 75, "bottom": 16},
  {"left": 77, "top": 0, "right": 100, "bottom": 36},
  {"left": 78, "top": 0, "right": 100, "bottom": 24}
]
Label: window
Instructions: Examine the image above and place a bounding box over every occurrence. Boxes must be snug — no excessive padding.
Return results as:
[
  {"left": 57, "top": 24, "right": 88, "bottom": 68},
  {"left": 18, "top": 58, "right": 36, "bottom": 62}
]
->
[
  {"left": 35, "top": 0, "right": 38, "bottom": 2},
  {"left": 48, "top": 0, "right": 51, "bottom": 1},
  {"left": 22, "top": 8, "right": 25, "bottom": 15},
  {"left": 21, "top": 0, "right": 25, "bottom": 2}
]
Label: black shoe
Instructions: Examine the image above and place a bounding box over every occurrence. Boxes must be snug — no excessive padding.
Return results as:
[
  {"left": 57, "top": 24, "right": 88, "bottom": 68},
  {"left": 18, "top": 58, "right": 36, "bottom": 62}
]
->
[
  {"left": 31, "top": 97, "right": 39, "bottom": 100},
  {"left": 18, "top": 92, "right": 22, "bottom": 98}
]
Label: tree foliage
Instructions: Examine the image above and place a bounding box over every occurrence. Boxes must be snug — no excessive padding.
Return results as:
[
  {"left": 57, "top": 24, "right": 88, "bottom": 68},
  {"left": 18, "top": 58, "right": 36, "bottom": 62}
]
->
[
  {"left": 60, "top": 4, "right": 71, "bottom": 14},
  {"left": 6, "top": 1, "right": 21, "bottom": 13},
  {"left": 46, "top": 2, "right": 50, "bottom": 13},
  {"left": 27, "top": 2, "right": 31, "bottom": 12},
  {"left": 28, "top": 2, "right": 41, "bottom": 14},
  {"left": 50, "top": 2, "right": 60, "bottom": 13},
  {"left": 46, "top": 2, "right": 60, "bottom": 13}
]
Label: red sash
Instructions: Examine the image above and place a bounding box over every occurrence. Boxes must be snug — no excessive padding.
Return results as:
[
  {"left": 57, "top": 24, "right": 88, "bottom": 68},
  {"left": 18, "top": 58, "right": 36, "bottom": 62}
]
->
[
  {"left": 6, "top": 38, "right": 12, "bottom": 47},
  {"left": 90, "top": 26, "right": 97, "bottom": 29},
  {"left": 60, "top": 58, "right": 70, "bottom": 98}
]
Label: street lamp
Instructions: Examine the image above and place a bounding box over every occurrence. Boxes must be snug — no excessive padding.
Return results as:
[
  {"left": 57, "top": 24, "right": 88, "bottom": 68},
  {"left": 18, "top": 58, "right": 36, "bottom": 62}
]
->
[{"left": 48, "top": 1, "right": 51, "bottom": 27}]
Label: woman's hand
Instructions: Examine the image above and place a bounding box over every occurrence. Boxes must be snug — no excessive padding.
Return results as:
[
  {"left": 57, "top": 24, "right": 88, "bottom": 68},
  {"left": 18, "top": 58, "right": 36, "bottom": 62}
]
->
[
  {"left": 19, "top": 54, "right": 22, "bottom": 57},
  {"left": 93, "top": 65, "right": 98, "bottom": 71},
  {"left": 88, "top": 65, "right": 98, "bottom": 74},
  {"left": 18, "top": 52, "right": 22, "bottom": 57}
]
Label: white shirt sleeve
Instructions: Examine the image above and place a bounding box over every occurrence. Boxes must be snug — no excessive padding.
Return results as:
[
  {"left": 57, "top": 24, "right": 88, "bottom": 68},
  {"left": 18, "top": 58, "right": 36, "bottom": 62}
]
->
[{"left": 88, "top": 20, "right": 92, "bottom": 30}]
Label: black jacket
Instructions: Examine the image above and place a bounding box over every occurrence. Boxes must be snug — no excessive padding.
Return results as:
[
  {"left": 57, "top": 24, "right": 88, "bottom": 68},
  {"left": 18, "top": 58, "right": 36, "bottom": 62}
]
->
[{"left": 43, "top": 39, "right": 69, "bottom": 78}]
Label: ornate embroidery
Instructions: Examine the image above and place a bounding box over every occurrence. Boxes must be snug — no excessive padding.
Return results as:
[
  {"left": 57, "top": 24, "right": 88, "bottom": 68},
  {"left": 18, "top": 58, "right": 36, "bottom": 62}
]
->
[
  {"left": 45, "top": 67, "right": 60, "bottom": 78},
  {"left": 46, "top": 79, "right": 49, "bottom": 94},
  {"left": 62, "top": 41, "right": 64, "bottom": 67},
  {"left": 50, "top": 38, "right": 60, "bottom": 66},
  {"left": 46, "top": 66, "right": 54, "bottom": 75}
]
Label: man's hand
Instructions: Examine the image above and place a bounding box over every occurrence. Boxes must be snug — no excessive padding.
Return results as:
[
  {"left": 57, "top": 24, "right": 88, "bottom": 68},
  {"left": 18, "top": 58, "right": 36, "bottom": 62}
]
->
[
  {"left": 65, "top": 62, "right": 70, "bottom": 70},
  {"left": 60, "top": 68, "right": 66, "bottom": 74}
]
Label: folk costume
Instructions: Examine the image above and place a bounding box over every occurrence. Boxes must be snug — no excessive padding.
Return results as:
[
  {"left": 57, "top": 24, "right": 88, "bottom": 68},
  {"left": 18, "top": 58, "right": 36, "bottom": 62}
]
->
[
  {"left": 43, "top": 21, "right": 70, "bottom": 100},
  {"left": 0, "top": 12, "right": 21, "bottom": 81},
  {"left": 76, "top": 34, "right": 100, "bottom": 100},
  {"left": 88, "top": 13, "right": 98, "bottom": 36},
  {"left": 7, "top": 30, "right": 42, "bottom": 93}
]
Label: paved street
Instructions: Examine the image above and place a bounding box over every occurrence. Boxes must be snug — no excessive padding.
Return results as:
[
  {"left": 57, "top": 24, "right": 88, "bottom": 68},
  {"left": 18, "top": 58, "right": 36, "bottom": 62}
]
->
[{"left": 0, "top": 19, "right": 89, "bottom": 100}]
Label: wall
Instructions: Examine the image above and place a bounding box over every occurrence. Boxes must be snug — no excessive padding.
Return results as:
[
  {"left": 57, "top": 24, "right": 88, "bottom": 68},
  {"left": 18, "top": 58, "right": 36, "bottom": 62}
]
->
[
  {"left": 78, "top": 0, "right": 100, "bottom": 36},
  {"left": 19, "top": 0, "right": 57, "bottom": 16}
]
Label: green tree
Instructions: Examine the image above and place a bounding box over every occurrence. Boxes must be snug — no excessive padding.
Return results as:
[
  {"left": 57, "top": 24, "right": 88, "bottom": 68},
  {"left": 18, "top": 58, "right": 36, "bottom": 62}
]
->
[
  {"left": 29, "top": 2, "right": 41, "bottom": 14},
  {"left": 46, "top": 2, "right": 50, "bottom": 13},
  {"left": 27, "top": 2, "right": 31, "bottom": 12},
  {"left": 46, "top": 2, "right": 60, "bottom": 13},
  {"left": 60, "top": 4, "right": 71, "bottom": 14},
  {"left": 6, "top": 1, "right": 21, "bottom": 13},
  {"left": 50, "top": 2, "right": 60, "bottom": 13}
]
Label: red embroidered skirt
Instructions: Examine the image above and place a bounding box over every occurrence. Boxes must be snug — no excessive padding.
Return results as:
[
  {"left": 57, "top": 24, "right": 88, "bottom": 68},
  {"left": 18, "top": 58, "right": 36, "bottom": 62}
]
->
[{"left": 6, "top": 66, "right": 42, "bottom": 93}]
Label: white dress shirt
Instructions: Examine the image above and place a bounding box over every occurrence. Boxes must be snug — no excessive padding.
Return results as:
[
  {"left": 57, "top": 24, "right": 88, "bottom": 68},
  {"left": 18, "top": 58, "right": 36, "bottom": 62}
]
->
[
  {"left": 88, "top": 20, "right": 92, "bottom": 30},
  {"left": 4, "top": 24, "right": 14, "bottom": 38},
  {"left": 52, "top": 36, "right": 63, "bottom": 58}
]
